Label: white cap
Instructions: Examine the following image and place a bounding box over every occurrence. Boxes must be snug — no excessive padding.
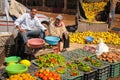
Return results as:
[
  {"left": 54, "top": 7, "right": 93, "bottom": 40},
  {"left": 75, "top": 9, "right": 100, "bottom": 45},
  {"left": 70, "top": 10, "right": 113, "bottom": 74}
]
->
[{"left": 56, "top": 14, "right": 63, "bottom": 20}]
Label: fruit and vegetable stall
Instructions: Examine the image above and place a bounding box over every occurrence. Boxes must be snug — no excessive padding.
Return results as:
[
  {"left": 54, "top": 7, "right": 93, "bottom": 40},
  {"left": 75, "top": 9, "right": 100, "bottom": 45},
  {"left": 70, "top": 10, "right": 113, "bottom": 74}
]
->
[
  {"left": 1, "top": 0, "right": 120, "bottom": 80},
  {"left": 1, "top": 44, "right": 120, "bottom": 80}
]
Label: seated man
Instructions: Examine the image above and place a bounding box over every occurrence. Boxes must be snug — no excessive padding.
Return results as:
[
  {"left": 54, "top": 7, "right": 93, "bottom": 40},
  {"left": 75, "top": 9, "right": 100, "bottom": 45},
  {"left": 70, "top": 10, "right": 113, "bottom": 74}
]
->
[
  {"left": 49, "top": 14, "right": 70, "bottom": 51},
  {"left": 14, "top": 8, "right": 47, "bottom": 47}
]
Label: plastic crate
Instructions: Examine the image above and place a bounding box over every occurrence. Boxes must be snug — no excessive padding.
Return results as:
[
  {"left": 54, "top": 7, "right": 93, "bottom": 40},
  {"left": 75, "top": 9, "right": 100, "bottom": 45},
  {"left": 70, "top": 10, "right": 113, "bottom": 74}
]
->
[
  {"left": 62, "top": 70, "right": 84, "bottom": 80},
  {"left": 96, "top": 65, "right": 110, "bottom": 80},
  {"left": 91, "top": 56, "right": 120, "bottom": 78},
  {"left": 109, "top": 62, "right": 120, "bottom": 77},
  {"left": 60, "top": 48, "right": 95, "bottom": 61},
  {"left": 84, "top": 69, "right": 97, "bottom": 80},
  {"left": 89, "top": 57, "right": 110, "bottom": 80}
]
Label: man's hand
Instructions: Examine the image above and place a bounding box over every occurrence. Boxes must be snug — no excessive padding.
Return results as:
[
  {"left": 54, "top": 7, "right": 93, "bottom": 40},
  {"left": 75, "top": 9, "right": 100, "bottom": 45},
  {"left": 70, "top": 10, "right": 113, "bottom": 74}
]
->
[
  {"left": 45, "top": 29, "right": 49, "bottom": 36},
  {"left": 64, "top": 32, "right": 69, "bottom": 39},
  {"left": 16, "top": 25, "right": 26, "bottom": 33},
  {"left": 20, "top": 29, "right": 26, "bottom": 33}
]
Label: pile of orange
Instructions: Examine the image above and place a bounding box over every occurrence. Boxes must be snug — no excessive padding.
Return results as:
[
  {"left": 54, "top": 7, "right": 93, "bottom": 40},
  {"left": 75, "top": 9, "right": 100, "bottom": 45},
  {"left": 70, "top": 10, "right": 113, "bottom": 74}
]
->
[
  {"left": 6, "top": 73, "right": 36, "bottom": 80},
  {"left": 35, "top": 68, "right": 61, "bottom": 80}
]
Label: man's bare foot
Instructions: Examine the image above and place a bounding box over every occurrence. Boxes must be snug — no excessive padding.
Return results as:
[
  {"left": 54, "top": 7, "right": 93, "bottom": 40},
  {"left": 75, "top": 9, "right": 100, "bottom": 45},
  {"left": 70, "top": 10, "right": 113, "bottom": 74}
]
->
[{"left": 61, "top": 48, "right": 67, "bottom": 52}]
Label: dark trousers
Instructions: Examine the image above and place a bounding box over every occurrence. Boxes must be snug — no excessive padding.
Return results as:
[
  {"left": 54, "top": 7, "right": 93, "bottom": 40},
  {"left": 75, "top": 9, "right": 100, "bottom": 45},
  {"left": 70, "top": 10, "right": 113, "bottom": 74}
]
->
[
  {"left": 18, "top": 30, "right": 45, "bottom": 44},
  {"left": 62, "top": 34, "right": 70, "bottom": 48}
]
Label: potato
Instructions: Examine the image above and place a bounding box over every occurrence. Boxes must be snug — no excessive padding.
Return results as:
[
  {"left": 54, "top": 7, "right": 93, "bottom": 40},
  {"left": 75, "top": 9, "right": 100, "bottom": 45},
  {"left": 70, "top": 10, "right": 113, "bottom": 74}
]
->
[
  {"left": 107, "top": 59, "right": 113, "bottom": 63},
  {"left": 96, "top": 55, "right": 100, "bottom": 59},
  {"left": 107, "top": 53, "right": 113, "bottom": 59},
  {"left": 112, "top": 59, "right": 117, "bottom": 63},
  {"left": 102, "top": 57, "right": 106, "bottom": 61}
]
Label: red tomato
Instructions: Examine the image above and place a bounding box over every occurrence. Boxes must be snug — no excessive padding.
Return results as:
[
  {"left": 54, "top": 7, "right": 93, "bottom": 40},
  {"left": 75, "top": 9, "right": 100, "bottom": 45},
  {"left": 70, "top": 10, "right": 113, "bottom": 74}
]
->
[{"left": 35, "top": 72, "right": 39, "bottom": 76}]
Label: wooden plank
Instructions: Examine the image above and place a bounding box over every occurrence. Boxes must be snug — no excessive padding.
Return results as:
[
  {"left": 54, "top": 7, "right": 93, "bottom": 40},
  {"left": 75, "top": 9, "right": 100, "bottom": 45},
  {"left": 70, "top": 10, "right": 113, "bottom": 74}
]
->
[{"left": 34, "top": 48, "right": 54, "bottom": 57}]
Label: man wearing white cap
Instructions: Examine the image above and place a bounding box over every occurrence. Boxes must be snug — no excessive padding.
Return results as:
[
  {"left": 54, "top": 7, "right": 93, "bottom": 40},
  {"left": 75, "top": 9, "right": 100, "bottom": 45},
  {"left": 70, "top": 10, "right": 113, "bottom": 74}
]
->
[{"left": 49, "top": 14, "right": 69, "bottom": 52}]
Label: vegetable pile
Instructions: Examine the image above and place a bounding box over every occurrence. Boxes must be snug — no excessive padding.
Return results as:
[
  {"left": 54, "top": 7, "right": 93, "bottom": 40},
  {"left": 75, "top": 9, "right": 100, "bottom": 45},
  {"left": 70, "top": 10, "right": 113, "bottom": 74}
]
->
[
  {"left": 84, "top": 56, "right": 102, "bottom": 67},
  {"left": 35, "top": 68, "right": 61, "bottom": 80},
  {"left": 96, "top": 52, "right": 120, "bottom": 63},
  {"left": 35, "top": 53, "right": 65, "bottom": 68},
  {"left": 70, "top": 31, "right": 120, "bottom": 45},
  {"left": 83, "top": 46, "right": 96, "bottom": 53},
  {"left": 7, "top": 73, "right": 36, "bottom": 80}
]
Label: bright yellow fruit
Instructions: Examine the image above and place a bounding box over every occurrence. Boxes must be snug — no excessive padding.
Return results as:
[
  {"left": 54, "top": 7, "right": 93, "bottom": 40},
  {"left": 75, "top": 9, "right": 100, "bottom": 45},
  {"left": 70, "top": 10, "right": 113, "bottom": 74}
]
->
[
  {"left": 20, "top": 59, "right": 31, "bottom": 67},
  {"left": 70, "top": 31, "right": 120, "bottom": 45},
  {"left": 7, "top": 62, "right": 16, "bottom": 66}
]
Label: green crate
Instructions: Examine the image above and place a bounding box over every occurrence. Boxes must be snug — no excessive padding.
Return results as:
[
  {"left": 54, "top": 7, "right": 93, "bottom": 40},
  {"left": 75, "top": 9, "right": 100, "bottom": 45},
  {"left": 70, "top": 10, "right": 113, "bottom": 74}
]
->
[
  {"left": 94, "top": 64, "right": 110, "bottom": 80},
  {"left": 109, "top": 62, "right": 120, "bottom": 77},
  {"left": 89, "top": 57, "right": 110, "bottom": 80},
  {"left": 83, "top": 68, "right": 97, "bottom": 80},
  {"left": 62, "top": 70, "right": 84, "bottom": 80},
  {"left": 60, "top": 48, "right": 95, "bottom": 61},
  {"left": 91, "top": 56, "right": 120, "bottom": 78}
]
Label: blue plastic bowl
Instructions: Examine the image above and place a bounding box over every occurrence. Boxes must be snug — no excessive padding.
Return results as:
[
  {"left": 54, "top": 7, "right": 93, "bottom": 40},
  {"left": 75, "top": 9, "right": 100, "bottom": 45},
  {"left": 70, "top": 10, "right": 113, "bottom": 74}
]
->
[
  {"left": 86, "top": 36, "right": 94, "bottom": 42},
  {"left": 45, "top": 36, "right": 60, "bottom": 45}
]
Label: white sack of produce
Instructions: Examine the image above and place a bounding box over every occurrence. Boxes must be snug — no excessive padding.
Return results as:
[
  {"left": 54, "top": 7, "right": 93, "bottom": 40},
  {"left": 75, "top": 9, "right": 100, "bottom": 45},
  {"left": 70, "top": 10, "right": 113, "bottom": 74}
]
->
[{"left": 95, "top": 38, "right": 109, "bottom": 55}]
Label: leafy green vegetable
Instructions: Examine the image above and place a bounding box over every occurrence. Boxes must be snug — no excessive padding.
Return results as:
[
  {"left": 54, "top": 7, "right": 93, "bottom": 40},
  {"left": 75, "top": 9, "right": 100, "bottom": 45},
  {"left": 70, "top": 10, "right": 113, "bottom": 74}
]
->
[{"left": 35, "top": 53, "right": 65, "bottom": 68}]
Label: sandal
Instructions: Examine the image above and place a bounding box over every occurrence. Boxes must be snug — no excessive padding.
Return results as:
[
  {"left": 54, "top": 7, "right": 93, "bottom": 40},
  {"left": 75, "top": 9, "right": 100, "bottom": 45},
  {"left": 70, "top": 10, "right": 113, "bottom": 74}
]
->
[{"left": 61, "top": 48, "right": 67, "bottom": 52}]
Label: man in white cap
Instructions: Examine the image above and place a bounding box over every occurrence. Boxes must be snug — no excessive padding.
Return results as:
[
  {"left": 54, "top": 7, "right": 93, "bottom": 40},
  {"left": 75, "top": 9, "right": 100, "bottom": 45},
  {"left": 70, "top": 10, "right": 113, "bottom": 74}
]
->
[{"left": 49, "top": 14, "right": 69, "bottom": 52}]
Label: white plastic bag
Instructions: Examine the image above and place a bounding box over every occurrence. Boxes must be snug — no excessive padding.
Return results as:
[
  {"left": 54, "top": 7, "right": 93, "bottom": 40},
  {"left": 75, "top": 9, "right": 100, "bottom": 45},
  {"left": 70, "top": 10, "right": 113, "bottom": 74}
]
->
[{"left": 95, "top": 38, "right": 109, "bottom": 55}]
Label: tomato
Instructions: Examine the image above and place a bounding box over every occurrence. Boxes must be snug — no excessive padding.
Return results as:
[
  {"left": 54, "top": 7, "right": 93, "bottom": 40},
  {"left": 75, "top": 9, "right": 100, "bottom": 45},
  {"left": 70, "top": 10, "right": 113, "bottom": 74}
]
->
[
  {"left": 39, "top": 74, "right": 44, "bottom": 79},
  {"left": 42, "top": 77, "right": 48, "bottom": 80},
  {"left": 35, "top": 72, "right": 39, "bottom": 76},
  {"left": 39, "top": 69, "right": 44, "bottom": 73}
]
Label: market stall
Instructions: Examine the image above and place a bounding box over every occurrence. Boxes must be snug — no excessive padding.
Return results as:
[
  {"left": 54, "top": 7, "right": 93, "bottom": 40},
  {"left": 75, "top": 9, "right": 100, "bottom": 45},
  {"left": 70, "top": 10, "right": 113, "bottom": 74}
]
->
[{"left": 0, "top": 44, "right": 120, "bottom": 80}]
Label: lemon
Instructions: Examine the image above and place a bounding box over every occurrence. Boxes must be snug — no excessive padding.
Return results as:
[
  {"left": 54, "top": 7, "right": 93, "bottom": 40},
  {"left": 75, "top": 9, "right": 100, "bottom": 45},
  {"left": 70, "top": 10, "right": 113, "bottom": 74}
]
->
[
  {"left": 20, "top": 59, "right": 31, "bottom": 67},
  {"left": 7, "top": 62, "right": 16, "bottom": 66}
]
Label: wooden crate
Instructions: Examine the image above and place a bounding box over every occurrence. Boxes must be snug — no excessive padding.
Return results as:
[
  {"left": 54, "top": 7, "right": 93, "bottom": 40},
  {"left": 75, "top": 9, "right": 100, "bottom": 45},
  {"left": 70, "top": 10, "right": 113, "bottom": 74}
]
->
[
  {"left": 110, "top": 27, "right": 120, "bottom": 36},
  {"left": 77, "top": 21, "right": 108, "bottom": 32}
]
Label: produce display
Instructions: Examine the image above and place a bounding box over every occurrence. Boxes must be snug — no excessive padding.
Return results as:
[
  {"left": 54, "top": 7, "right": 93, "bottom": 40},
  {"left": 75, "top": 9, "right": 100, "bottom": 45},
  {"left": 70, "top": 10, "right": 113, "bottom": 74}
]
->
[
  {"left": 55, "top": 67, "right": 66, "bottom": 74},
  {"left": 61, "top": 48, "right": 95, "bottom": 61},
  {"left": 74, "top": 60, "right": 92, "bottom": 72},
  {"left": 70, "top": 69, "right": 79, "bottom": 76},
  {"left": 96, "top": 52, "right": 120, "bottom": 63},
  {"left": 35, "top": 68, "right": 61, "bottom": 80},
  {"left": 78, "top": 62, "right": 92, "bottom": 72},
  {"left": 84, "top": 56, "right": 102, "bottom": 67},
  {"left": 3, "top": 48, "right": 120, "bottom": 80},
  {"left": 82, "top": 1, "right": 107, "bottom": 22},
  {"left": 6, "top": 73, "right": 36, "bottom": 80},
  {"left": 61, "top": 51, "right": 82, "bottom": 60},
  {"left": 66, "top": 62, "right": 80, "bottom": 76},
  {"left": 70, "top": 31, "right": 120, "bottom": 45},
  {"left": 35, "top": 53, "right": 65, "bottom": 68},
  {"left": 83, "top": 46, "right": 96, "bottom": 53}
]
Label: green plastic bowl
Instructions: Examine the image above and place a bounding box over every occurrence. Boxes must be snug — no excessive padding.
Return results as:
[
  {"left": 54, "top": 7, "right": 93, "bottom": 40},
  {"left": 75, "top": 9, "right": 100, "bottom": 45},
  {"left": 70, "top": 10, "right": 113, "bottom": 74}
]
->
[
  {"left": 5, "top": 64, "right": 28, "bottom": 76},
  {"left": 5, "top": 56, "right": 21, "bottom": 64}
]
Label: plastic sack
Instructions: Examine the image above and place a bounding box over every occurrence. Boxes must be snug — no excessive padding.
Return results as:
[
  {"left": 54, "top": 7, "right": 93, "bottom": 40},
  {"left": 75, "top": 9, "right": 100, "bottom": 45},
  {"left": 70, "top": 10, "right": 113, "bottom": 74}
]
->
[{"left": 95, "top": 38, "right": 109, "bottom": 55}]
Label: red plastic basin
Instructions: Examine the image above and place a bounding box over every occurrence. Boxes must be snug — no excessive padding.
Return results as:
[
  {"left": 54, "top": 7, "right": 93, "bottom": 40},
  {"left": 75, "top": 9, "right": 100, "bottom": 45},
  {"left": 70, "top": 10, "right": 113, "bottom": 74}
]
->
[{"left": 28, "top": 38, "right": 45, "bottom": 48}]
